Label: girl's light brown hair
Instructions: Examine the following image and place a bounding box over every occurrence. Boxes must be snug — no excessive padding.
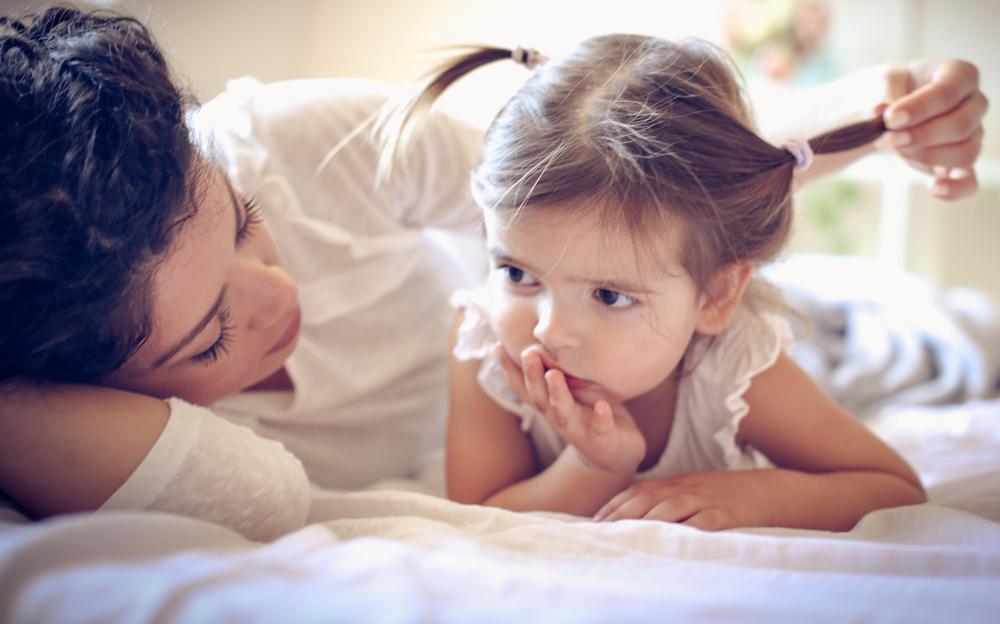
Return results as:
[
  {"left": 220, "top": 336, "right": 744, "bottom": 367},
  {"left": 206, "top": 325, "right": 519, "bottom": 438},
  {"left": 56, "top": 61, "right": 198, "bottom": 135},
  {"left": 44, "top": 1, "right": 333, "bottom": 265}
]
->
[{"left": 380, "top": 34, "right": 886, "bottom": 299}]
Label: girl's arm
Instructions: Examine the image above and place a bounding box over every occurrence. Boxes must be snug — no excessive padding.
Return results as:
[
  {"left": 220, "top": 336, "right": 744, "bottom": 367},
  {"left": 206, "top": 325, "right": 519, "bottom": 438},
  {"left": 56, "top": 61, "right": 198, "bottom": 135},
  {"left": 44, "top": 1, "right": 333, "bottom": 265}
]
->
[
  {"left": 0, "top": 383, "right": 168, "bottom": 517},
  {"left": 734, "top": 352, "right": 926, "bottom": 529},
  {"left": 596, "top": 353, "right": 926, "bottom": 531},
  {"left": 446, "top": 313, "right": 633, "bottom": 516}
]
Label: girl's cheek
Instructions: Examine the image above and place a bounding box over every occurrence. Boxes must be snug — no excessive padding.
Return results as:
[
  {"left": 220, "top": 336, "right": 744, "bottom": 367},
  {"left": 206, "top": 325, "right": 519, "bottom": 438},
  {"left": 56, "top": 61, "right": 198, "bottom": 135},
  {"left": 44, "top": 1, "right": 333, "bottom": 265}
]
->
[{"left": 490, "top": 299, "right": 534, "bottom": 354}]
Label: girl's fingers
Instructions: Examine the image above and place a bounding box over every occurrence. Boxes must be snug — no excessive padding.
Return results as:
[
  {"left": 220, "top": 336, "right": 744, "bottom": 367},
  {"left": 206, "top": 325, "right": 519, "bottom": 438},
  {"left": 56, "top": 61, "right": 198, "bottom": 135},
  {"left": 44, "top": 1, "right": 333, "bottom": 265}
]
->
[
  {"left": 496, "top": 344, "right": 531, "bottom": 405},
  {"left": 594, "top": 489, "right": 656, "bottom": 522},
  {"left": 520, "top": 350, "right": 550, "bottom": 414},
  {"left": 592, "top": 400, "right": 614, "bottom": 436},
  {"left": 681, "top": 508, "right": 727, "bottom": 532},
  {"left": 544, "top": 369, "right": 572, "bottom": 428},
  {"left": 643, "top": 494, "right": 703, "bottom": 523}
]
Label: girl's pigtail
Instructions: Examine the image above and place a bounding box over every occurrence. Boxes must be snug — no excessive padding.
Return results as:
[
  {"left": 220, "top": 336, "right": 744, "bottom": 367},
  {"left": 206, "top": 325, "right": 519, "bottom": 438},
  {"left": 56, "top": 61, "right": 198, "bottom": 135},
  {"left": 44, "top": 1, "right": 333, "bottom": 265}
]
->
[
  {"left": 786, "top": 115, "right": 888, "bottom": 173},
  {"left": 374, "top": 46, "right": 513, "bottom": 184}
]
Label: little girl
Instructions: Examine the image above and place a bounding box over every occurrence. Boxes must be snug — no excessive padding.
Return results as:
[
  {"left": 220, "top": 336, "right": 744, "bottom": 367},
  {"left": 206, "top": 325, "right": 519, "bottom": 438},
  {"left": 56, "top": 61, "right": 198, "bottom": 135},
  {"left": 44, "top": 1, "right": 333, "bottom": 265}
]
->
[{"left": 386, "top": 35, "right": 927, "bottom": 531}]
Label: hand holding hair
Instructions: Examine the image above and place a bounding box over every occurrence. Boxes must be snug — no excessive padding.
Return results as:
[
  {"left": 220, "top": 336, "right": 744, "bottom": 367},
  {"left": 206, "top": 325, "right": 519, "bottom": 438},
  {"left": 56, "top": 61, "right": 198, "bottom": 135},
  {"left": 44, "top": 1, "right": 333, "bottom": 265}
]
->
[{"left": 880, "top": 59, "right": 987, "bottom": 201}]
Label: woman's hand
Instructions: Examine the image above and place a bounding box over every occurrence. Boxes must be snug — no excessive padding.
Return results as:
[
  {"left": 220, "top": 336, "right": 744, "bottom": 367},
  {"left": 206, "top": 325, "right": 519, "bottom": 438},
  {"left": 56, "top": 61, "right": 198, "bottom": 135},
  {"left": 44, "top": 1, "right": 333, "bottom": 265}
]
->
[
  {"left": 593, "top": 470, "right": 772, "bottom": 531},
  {"left": 881, "top": 59, "right": 988, "bottom": 200},
  {"left": 496, "top": 344, "right": 646, "bottom": 475}
]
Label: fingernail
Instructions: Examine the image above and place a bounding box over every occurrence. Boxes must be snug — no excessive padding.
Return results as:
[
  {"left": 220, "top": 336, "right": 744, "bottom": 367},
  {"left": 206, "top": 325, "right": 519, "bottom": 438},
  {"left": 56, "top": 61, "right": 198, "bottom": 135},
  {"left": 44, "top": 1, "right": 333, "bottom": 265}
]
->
[
  {"left": 929, "top": 180, "right": 947, "bottom": 197},
  {"left": 885, "top": 108, "right": 910, "bottom": 130},
  {"left": 889, "top": 131, "right": 911, "bottom": 147},
  {"left": 950, "top": 167, "right": 971, "bottom": 180},
  {"left": 933, "top": 166, "right": 949, "bottom": 178}
]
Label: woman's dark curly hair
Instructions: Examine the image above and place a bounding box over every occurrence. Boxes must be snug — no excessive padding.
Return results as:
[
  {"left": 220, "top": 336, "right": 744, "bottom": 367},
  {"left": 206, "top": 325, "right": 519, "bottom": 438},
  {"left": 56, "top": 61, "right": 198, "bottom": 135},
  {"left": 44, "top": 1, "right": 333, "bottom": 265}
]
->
[{"left": 1, "top": 5, "right": 202, "bottom": 383}]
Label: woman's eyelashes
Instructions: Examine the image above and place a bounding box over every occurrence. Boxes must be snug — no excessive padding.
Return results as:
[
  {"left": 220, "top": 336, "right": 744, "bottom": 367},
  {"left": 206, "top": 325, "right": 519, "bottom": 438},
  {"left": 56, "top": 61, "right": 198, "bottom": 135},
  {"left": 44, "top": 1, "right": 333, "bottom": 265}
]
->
[
  {"left": 236, "top": 196, "right": 260, "bottom": 243},
  {"left": 192, "top": 307, "right": 235, "bottom": 366}
]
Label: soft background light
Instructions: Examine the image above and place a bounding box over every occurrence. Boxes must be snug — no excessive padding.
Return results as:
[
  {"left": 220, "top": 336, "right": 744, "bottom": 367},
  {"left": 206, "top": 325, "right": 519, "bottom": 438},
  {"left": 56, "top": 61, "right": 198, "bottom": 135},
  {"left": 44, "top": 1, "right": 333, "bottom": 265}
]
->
[{"left": 3, "top": 0, "right": 997, "bottom": 304}]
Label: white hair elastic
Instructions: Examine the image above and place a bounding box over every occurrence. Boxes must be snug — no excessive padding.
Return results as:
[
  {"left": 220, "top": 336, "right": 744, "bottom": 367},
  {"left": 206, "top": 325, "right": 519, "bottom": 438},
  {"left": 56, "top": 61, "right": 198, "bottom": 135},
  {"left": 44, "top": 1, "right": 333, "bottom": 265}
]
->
[
  {"left": 782, "top": 138, "right": 814, "bottom": 173},
  {"left": 511, "top": 46, "right": 546, "bottom": 70}
]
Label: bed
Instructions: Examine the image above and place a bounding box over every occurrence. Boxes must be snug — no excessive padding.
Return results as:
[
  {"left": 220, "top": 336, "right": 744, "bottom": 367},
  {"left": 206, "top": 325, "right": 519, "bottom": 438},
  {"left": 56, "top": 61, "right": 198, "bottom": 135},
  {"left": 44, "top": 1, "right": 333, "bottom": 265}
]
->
[{"left": 2, "top": 254, "right": 999, "bottom": 623}]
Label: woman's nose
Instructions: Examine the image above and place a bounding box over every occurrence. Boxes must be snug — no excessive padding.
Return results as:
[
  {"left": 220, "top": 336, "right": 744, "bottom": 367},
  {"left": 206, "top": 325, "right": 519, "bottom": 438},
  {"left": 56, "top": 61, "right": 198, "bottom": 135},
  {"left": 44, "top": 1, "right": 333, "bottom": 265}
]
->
[
  {"left": 532, "top": 298, "right": 580, "bottom": 352},
  {"left": 233, "top": 260, "right": 299, "bottom": 331}
]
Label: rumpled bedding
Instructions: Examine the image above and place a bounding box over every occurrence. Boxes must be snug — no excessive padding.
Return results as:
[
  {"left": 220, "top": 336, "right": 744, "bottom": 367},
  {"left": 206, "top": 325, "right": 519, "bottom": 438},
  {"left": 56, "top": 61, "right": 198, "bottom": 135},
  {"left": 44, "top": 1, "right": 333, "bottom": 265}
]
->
[{"left": 765, "top": 254, "right": 1000, "bottom": 415}]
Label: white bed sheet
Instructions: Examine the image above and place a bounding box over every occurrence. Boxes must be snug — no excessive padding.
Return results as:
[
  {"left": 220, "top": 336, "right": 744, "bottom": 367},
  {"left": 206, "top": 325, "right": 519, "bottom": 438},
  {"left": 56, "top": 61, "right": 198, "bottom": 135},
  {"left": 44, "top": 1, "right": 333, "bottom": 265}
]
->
[{"left": 2, "top": 400, "right": 999, "bottom": 623}]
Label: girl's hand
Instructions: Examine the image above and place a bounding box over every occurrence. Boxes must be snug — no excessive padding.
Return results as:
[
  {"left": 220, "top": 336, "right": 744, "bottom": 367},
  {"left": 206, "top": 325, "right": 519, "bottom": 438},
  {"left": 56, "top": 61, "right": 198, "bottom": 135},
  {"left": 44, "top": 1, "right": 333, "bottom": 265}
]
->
[
  {"left": 881, "top": 59, "right": 988, "bottom": 201},
  {"left": 593, "top": 470, "right": 771, "bottom": 531},
  {"left": 496, "top": 345, "right": 646, "bottom": 475}
]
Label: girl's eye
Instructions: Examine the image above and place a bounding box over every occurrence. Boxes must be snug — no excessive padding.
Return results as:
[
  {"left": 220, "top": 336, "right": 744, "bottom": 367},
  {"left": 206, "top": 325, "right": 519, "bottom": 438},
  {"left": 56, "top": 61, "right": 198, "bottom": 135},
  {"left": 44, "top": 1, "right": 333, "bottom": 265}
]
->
[
  {"left": 236, "top": 196, "right": 261, "bottom": 243},
  {"left": 499, "top": 264, "right": 539, "bottom": 286},
  {"left": 594, "top": 288, "right": 638, "bottom": 309},
  {"left": 192, "top": 307, "right": 235, "bottom": 366}
]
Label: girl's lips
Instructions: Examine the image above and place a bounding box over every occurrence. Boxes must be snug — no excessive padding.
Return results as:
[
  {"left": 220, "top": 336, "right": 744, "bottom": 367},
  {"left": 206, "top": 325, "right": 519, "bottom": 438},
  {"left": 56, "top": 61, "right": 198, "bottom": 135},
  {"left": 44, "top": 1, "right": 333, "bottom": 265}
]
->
[
  {"left": 266, "top": 307, "right": 301, "bottom": 355},
  {"left": 522, "top": 346, "right": 592, "bottom": 390},
  {"left": 562, "top": 373, "right": 592, "bottom": 390}
]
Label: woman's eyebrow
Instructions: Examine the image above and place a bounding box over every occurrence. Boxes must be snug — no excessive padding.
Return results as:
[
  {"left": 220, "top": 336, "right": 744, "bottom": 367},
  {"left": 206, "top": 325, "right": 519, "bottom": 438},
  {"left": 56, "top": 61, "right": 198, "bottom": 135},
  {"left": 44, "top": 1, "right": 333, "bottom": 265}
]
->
[{"left": 151, "top": 285, "right": 229, "bottom": 369}]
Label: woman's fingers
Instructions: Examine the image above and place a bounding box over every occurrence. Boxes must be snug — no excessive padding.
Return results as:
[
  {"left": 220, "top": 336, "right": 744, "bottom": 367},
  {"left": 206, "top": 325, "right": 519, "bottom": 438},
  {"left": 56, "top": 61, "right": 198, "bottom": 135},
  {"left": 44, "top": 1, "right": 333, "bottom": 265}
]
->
[
  {"left": 881, "top": 65, "right": 915, "bottom": 107},
  {"left": 884, "top": 60, "right": 980, "bottom": 130},
  {"left": 929, "top": 166, "right": 979, "bottom": 201},
  {"left": 888, "top": 93, "right": 986, "bottom": 167}
]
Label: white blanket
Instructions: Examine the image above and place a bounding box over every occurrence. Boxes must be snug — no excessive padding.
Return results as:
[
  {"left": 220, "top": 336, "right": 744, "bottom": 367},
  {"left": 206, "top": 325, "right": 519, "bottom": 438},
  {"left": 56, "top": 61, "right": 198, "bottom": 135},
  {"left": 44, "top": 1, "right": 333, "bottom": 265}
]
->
[{"left": 2, "top": 399, "right": 999, "bottom": 623}]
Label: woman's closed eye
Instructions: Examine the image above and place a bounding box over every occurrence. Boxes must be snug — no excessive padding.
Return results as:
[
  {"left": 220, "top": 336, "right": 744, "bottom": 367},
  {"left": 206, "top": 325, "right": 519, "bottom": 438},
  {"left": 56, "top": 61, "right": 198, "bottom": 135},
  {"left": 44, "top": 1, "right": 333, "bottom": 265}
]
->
[
  {"left": 498, "top": 263, "right": 540, "bottom": 287},
  {"left": 192, "top": 307, "right": 235, "bottom": 366},
  {"left": 236, "top": 196, "right": 261, "bottom": 243},
  {"left": 593, "top": 288, "right": 639, "bottom": 309}
]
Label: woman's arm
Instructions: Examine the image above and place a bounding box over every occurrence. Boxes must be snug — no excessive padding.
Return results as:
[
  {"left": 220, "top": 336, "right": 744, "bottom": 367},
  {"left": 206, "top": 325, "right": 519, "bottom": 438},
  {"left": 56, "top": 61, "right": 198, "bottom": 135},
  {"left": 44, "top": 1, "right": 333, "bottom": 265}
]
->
[{"left": 0, "top": 383, "right": 168, "bottom": 517}]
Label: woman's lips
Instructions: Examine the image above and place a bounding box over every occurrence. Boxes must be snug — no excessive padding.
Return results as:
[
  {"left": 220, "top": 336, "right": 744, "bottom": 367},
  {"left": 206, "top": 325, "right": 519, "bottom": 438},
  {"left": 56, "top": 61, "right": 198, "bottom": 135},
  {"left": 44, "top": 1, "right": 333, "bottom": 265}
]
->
[{"left": 266, "top": 307, "right": 301, "bottom": 355}]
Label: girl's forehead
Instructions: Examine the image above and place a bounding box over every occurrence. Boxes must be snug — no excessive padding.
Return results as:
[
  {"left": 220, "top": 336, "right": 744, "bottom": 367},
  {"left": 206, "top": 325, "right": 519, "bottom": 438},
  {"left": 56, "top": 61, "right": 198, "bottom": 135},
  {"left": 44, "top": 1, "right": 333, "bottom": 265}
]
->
[{"left": 484, "top": 207, "right": 688, "bottom": 279}]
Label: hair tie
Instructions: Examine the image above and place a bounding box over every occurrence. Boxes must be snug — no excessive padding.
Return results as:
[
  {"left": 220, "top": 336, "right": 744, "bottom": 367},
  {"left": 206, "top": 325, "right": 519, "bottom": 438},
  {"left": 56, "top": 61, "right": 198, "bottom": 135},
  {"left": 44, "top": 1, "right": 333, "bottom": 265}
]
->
[
  {"left": 782, "top": 138, "right": 814, "bottom": 173},
  {"left": 511, "top": 46, "right": 546, "bottom": 70}
]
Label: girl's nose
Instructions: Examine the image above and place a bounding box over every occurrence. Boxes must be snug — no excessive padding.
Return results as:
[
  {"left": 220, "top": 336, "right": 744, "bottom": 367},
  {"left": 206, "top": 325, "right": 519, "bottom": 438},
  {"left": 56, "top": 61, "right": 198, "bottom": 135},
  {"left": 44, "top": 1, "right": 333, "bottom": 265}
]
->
[
  {"left": 532, "top": 297, "right": 581, "bottom": 352},
  {"left": 233, "top": 259, "right": 299, "bottom": 331}
]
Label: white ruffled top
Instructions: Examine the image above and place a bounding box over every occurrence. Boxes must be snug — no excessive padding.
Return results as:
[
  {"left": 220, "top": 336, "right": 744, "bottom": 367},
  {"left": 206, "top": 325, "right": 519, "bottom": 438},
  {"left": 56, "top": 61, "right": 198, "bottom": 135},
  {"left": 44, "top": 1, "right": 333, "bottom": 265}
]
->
[{"left": 451, "top": 287, "right": 795, "bottom": 479}]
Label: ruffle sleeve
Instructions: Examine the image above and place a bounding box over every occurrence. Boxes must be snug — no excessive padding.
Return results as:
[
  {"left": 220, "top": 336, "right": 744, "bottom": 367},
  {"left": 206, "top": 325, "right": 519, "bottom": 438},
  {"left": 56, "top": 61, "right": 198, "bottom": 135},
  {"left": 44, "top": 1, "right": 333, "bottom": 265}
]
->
[{"left": 691, "top": 306, "right": 795, "bottom": 470}]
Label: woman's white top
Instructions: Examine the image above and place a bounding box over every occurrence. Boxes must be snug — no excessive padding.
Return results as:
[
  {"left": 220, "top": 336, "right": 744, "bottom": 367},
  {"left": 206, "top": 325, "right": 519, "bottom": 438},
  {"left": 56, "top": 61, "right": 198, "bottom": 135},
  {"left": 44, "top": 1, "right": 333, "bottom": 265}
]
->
[
  {"left": 95, "top": 77, "right": 485, "bottom": 540},
  {"left": 451, "top": 287, "right": 794, "bottom": 477}
]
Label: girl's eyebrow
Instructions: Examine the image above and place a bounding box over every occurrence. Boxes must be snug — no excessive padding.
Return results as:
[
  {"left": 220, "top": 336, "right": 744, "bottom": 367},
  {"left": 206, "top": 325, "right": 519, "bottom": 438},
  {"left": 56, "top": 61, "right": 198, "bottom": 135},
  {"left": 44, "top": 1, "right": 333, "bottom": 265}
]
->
[{"left": 488, "top": 247, "right": 656, "bottom": 295}]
